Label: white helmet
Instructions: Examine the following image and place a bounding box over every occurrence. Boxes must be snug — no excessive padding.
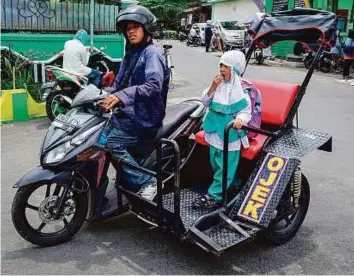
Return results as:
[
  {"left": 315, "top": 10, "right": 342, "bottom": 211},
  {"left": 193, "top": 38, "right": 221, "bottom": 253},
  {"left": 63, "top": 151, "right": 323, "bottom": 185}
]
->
[{"left": 206, "top": 20, "right": 211, "bottom": 25}]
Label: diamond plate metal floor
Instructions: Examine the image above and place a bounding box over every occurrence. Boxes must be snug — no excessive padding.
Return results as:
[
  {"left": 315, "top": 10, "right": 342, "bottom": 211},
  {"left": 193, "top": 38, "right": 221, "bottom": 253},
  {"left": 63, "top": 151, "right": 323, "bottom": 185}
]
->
[
  {"left": 265, "top": 128, "right": 331, "bottom": 158},
  {"left": 163, "top": 187, "right": 213, "bottom": 229},
  {"left": 203, "top": 224, "right": 248, "bottom": 249}
]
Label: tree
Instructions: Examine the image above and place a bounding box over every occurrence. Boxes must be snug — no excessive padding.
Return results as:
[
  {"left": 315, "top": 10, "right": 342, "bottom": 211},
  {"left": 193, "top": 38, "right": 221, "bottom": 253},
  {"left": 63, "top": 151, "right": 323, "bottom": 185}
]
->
[{"left": 139, "top": 0, "right": 191, "bottom": 29}]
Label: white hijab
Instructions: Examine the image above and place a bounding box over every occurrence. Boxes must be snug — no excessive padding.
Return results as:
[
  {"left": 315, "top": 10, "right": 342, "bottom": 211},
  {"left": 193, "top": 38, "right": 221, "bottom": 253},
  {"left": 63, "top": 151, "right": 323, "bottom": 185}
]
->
[{"left": 212, "top": 50, "right": 246, "bottom": 106}]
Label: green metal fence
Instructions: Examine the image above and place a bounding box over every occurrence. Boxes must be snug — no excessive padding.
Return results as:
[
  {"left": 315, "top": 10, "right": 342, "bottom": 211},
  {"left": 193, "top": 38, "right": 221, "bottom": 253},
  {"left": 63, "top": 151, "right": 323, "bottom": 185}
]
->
[{"left": 1, "top": 0, "right": 121, "bottom": 33}]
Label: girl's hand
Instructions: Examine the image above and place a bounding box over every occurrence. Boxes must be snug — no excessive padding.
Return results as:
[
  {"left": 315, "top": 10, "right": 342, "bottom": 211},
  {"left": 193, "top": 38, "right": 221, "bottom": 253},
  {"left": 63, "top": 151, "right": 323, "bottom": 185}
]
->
[
  {"left": 207, "top": 75, "right": 223, "bottom": 96},
  {"left": 233, "top": 118, "right": 243, "bottom": 129}
]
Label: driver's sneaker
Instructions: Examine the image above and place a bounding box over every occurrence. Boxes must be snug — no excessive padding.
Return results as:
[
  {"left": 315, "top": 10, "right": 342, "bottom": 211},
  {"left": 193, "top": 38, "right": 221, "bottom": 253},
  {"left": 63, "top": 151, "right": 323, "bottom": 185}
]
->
[
  {"left": 192, "top": 194, "right": 221, "bottom": 210},
  {"left": 138, "top": 181, "right": 161, "bottom": 201}
]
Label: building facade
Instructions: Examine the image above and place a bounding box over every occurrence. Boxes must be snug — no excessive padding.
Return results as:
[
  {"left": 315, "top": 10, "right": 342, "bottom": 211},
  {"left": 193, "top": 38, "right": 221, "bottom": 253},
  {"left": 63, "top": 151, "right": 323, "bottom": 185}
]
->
[
  {"left": 210, "top": 0, "right": 262, "bottom": 21},
  {"left": 264, "top": 0, "right": 354, "bottom": 56}
]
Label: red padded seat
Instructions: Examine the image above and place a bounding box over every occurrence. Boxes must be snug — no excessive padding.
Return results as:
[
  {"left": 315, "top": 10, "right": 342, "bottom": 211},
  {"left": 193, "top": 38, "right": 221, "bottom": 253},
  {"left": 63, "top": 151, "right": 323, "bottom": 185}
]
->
[
  {"left": 194, "top": 79, "right": 300, "bottom": 161},
  {"left": 241, "top": 134, "right": 268, "bottom": 160},
  {"left": 250, "top": 79, "right": 300, "bottom": 127},
  {"left": 195, "top": 131, "right": 268, "bottom": 161}
]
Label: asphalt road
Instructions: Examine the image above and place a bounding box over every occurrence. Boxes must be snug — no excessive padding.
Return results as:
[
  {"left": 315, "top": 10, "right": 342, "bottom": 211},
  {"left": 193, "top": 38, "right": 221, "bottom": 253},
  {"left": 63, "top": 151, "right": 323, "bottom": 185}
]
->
[{"left": 1, "top": 41, "right": 354, "bottom": 275}]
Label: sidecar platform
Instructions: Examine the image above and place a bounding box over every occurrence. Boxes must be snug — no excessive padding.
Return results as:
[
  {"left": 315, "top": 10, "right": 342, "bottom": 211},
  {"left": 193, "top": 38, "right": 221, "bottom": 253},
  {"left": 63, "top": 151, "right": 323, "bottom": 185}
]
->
[
  {"left": 117, "top": 8, "right": 336, "bottom": 255},
  {"left": 120, "top": 76, "right": 332, "bottom": 255}
]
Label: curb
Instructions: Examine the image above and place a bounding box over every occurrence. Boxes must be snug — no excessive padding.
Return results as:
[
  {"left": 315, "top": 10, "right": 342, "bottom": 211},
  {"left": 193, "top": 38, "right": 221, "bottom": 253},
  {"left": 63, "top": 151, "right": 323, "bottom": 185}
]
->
[{"left": 0, "top": 89, "right": 46, "bottom": 123}]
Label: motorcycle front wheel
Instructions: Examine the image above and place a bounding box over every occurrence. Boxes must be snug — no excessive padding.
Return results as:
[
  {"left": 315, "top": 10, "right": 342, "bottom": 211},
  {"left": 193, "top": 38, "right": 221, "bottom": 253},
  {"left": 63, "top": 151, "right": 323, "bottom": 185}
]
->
[
  {"left": 45, "top": 90, "right": 71, "bottom": 121},
  {"left": 304, "top": 57, "right": 314, "bottom": 69},
  {"left": 11, "top": 182, "right": 88, "bottom": 247}
]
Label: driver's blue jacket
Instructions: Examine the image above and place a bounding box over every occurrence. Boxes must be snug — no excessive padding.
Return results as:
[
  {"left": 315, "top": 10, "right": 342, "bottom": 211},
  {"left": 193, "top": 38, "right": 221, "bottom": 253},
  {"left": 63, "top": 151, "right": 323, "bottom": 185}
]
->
[{"left": 109, "top": 44, "right": 169, "bottom": 137}]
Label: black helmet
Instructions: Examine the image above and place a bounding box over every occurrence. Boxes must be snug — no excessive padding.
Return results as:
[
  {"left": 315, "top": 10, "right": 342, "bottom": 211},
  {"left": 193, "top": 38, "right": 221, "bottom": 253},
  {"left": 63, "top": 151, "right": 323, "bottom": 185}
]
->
[{"left": 116, "top": 5, "right": 157, "bottom": 35}]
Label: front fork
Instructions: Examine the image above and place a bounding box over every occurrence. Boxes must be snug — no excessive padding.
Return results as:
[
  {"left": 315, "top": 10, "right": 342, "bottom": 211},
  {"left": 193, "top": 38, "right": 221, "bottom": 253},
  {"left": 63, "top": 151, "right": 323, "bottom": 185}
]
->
[
  {"left": 51, "top": 158, "right": 112, "bottom": 221},
  {"left": 52, "top": 170, "right": 89, "bottom": 220},
  {"left": 52, "top": 171, "right": 76, "bottom": 220}
]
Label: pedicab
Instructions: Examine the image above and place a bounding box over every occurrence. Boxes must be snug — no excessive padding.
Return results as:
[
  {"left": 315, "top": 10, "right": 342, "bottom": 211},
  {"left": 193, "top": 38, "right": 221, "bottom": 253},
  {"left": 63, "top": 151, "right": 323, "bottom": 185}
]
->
[{"left": 12, "top": 8, "right": 335, "bottom": 256}]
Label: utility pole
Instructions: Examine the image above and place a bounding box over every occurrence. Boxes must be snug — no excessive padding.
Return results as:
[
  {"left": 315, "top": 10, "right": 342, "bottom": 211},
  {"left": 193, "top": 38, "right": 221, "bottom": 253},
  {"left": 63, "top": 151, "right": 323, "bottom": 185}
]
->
[
  {"left": 90, "top": 0, "right": 94, "bottom": 53},
  {"left": 351, "top": 0, "right": 354, "bottom": 25},
  {"left": 332, "top": 0, "right": 338, "bottom": 13}
]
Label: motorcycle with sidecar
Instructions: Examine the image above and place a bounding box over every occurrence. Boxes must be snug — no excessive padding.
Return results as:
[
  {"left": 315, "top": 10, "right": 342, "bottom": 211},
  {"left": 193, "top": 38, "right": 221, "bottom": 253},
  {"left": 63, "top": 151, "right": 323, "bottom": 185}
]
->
[{"left": 11, "top": 8, "right": 335, "bottom": 256}]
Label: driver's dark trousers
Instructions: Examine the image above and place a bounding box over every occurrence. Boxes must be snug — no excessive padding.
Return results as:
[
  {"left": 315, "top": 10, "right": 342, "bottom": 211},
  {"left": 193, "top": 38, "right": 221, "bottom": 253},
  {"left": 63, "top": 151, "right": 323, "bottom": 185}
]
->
[{"left": 98, "top": 123, "right": 156, "bottom": 191}]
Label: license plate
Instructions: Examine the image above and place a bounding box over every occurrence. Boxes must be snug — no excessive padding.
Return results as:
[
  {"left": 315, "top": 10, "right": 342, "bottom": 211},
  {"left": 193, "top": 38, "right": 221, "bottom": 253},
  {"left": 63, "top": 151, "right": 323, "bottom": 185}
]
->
[
  {"left": 53, "top": 114, "right": 79, "bottom": 132},
  {"left": 41, "top": 81, "right": 56, "bottom": 89}
]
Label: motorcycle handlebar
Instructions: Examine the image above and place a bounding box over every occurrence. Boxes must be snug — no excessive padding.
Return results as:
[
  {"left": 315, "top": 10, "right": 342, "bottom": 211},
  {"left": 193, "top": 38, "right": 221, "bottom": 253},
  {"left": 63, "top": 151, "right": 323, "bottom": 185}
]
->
[{"left": 93, "top": 99, "right": 121, "bottom": 114}]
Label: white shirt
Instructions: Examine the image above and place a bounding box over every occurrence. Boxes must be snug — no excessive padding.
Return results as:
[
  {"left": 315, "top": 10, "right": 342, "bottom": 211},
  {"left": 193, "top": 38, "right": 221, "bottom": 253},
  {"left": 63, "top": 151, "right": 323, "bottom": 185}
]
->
[
  {"left": 63, "top": 39, "right": 91, "bottom": 76},
  {"left": 201, "top": 81, "right": 252, "bottom": 151}
]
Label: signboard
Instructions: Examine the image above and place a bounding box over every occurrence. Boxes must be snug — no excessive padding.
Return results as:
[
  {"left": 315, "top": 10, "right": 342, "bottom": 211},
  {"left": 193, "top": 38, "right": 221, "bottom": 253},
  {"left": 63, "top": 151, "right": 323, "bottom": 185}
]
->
[
  {"left": 294, "top": 0, "right": 305, "bottom": 8},
  {"left": 237, "top": 153, "right": 289, "bottom": 225},
  {"left": 272, "top": 0, "right": 288, "bottom": 12}
]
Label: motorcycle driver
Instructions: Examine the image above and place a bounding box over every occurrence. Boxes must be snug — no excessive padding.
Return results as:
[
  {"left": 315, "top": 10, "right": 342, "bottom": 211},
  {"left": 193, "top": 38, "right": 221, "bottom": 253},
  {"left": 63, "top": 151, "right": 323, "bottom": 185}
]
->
[
  {"left": 189, "top": 25, "right": 199, "bottom": 42},
  {"left": 100, "top": 5, "right": 169, "bottom": 200},
  {"left": 63, "top": 29, "right": 102, "bottom": 87}
]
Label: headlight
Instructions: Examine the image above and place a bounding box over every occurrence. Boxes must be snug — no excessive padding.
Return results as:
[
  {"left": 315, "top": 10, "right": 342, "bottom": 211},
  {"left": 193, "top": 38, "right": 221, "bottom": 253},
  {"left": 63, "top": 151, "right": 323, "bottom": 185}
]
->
[
  {"left": 44, "top": 122, "right": 105, "bottom": 164},
  {"left": 44, "top": 141, "right": 75, "bottom": 164}
]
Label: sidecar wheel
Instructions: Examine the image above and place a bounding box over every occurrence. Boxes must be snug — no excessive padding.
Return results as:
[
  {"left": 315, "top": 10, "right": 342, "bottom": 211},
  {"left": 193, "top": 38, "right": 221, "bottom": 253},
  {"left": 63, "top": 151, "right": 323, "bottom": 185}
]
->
[
  {"left": 264, "top": 174, "right": 310, "bottom": 245},
  {"left": 11, "top": 182, "right": 88, "bottom": 247}
]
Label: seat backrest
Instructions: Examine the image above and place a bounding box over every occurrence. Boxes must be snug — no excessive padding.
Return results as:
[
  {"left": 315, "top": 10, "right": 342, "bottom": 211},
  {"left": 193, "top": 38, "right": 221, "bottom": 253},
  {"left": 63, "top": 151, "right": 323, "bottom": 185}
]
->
[{"left": 250, "top": 79, "right": 300, "bottom": 128}]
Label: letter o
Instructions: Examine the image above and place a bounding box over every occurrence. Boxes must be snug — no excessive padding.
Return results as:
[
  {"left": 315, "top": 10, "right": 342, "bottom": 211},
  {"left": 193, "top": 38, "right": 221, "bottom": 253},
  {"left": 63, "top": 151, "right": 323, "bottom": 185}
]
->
[{"left": 267, "top": 157, "right": 284, "bottom": 171}]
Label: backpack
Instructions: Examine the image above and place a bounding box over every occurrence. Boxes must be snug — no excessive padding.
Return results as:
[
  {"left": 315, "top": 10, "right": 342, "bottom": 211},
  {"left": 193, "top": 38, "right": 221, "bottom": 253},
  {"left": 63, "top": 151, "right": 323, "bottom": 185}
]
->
[{"left": 241, "top": 79, "right": 262, "bottom": 139}]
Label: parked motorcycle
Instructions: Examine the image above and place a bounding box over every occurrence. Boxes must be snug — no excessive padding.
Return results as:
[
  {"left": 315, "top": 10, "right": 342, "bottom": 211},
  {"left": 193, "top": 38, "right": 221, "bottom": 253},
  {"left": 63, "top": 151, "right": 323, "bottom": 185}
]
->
[
  {"left": 178, "top": 31, "right": 188, "bottom": 42},
  {"left": 41, "top": 49, "right": 115, "bottom": 122},
  {"left": 186, "top": 28, "right": 202, "bottom": 47},
  {"left": 254, "top": 46, "right": 265, "bottom": 65},
  {"left": 319, "top": 51, "right": 344, "bottom": 74},
  {"left": 302, "top": 42, "right": 332, "bottom": 71},
  {"left": 154, "top": 28, "right": 167, "bottom": 40}
]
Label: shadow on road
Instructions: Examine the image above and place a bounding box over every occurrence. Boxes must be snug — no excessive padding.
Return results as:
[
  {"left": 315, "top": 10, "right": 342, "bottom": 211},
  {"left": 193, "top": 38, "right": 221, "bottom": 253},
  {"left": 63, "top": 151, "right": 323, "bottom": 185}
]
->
[{"left": 2, "top": 212, "right": 317, "bottom": 275}]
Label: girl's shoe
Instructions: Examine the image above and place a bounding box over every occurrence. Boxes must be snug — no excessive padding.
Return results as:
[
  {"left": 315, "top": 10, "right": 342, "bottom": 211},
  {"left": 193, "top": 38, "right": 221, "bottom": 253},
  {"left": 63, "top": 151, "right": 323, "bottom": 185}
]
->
[{"left": 192, "top": 194, "right": 221, "bottom": 209}]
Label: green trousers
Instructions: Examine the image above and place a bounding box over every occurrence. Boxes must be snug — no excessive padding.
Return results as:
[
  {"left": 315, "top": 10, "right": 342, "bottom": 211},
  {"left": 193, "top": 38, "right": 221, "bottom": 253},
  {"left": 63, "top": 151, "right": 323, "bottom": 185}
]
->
[{"left": 208, "top": 146, "right": 241, "bottom": 202}]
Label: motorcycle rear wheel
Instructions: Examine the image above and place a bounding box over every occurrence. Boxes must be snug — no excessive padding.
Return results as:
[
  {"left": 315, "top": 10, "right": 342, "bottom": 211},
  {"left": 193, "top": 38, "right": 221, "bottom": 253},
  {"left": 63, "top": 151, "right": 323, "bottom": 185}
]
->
[
  {"left": 319, "top": 56, "right": 332, "bottom": 73},
  {"left": 194, "top": 38, "right": 201, "bottom": 47},
  {"left": 264, "top": 173, "right": 310, "bottom": 245},
  {"left": 11, "top": 182, "right": 88, "bottom": 247},
  {"left": 46, "top": 90, "right": 71, "bottom": 121}
]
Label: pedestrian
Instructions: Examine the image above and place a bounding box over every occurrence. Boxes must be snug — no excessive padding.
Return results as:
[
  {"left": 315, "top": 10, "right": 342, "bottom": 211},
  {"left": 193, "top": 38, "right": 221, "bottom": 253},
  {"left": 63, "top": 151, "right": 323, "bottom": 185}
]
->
[
  {"left": 342, "top": 29, "right": 354, "bottom": 79},
  {"left": 193, "top": 50, "right": 252, "bottom": 209},
  {"left": 205, "top": 20, "right": 213, "bottom": 52}
]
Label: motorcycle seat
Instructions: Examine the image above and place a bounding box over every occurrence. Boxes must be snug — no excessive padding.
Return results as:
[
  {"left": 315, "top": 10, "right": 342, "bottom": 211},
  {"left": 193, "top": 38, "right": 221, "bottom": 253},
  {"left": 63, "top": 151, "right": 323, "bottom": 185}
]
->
[
  {"left": 163, "top": 44, "right": 173, "bottom": 50},
  {"left": 128, "top": 100, "right": 201, "bottom": 160},
  {"left": 156, "top": 100, "right": 200, "bottom": 139}
]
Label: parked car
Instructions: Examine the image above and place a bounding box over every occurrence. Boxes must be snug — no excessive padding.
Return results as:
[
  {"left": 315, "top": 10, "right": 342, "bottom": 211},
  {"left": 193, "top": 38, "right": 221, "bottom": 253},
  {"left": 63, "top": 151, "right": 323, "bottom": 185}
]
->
[{"left": 214, "top": 20, "right": 246, "bottom": 50}]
